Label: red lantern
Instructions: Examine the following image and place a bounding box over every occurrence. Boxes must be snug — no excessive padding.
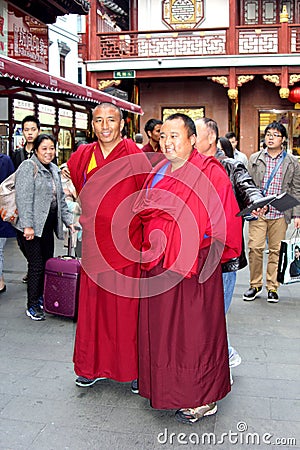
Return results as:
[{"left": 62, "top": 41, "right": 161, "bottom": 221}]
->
[{"left": 288, "top": 86, "right": 300, "bottom": 103}]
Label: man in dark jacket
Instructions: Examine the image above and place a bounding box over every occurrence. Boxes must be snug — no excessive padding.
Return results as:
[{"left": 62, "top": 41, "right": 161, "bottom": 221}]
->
[
  {"left": 11, "top": 116, "right": 40, "bottom": 169},
  {"left": 195, "top": 117, "right": 265, "bottom": 375}
]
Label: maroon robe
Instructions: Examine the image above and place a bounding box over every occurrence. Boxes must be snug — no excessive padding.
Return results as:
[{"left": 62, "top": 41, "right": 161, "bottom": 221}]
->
[
  {"left": 142, "top": 142, "right": 165, "bottom": 167},
  {"left": 68, "top": 139, "right": 151, "bottom": 382},
  {"left": 134, "top": 149, "right": 242, "bottom": 408}
]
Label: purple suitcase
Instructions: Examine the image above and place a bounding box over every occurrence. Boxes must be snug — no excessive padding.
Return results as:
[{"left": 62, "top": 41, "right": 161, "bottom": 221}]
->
[{"left": 43, "top": 234, "right": 81, "bottom": 318}]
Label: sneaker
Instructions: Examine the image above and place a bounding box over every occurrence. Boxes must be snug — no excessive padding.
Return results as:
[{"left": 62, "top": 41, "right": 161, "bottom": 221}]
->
[
  {"left": 175, "top": 403, "right": 217, "bottom": 424},
  {"left": 267, "top": 290, "right": 279, "bottom": 303},
  {"left": 22, "top": 273, "right": 28, "bottom": 283},
  {"left": 229, "top": 347, "right": 242, "bottom": 368},
  {"left": 26, "top": 305, "right": 45, "bottom": 321},
  {"left": 38, "top": 295, "right": 44, "bottom": 309},
  {"left": 131, "top": 379, "right": 139, "bottom": 394},
  {"left": 75, "top": 376, "right": 106, "bottom": 387},
  {"left": 230, "top": 368, "right": 234, "bottom": 385},
  {"left": 243, "top": 286, "right": 262, "bottom": 301}
]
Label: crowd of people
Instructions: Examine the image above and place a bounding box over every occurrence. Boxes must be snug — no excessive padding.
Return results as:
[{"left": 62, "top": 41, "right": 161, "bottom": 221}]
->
[{"left": 1, "top": 104, "right": 300, "bottom": 424}]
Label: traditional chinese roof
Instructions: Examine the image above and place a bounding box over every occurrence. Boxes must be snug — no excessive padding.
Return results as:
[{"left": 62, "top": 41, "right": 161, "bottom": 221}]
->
[
  {"left": 102, "top": 0, "right": 129, "bottom": 29},
  {"left": 9, "top": 0, "right": 90, "bottom": 24}
]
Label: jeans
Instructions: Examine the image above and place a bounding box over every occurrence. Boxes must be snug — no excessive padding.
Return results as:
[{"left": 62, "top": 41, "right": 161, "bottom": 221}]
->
[
  {"left": 0, "top": 237, "right": 7, "bottom": 277},
  {"left": 222, "top": 271, "right": 237, "bottom": 354},
  {"left": 222, "top": 271, "right": 237, "bottom": 314}
]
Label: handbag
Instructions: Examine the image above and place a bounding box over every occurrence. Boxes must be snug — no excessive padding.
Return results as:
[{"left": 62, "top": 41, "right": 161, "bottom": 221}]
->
[
  {"left": 0, "top": 161, "right": 38, "bottom": 225},
  {"left": 277, "top": 229, "right": 300, "bottom": 284}
]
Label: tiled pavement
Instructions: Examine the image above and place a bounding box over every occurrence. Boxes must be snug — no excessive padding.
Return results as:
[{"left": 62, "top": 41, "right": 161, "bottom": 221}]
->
[{"left": 0, "top": 227, "right": 299, "bottom": 450}]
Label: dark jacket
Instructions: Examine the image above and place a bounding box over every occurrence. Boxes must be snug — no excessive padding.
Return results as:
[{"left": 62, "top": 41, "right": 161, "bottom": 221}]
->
[
  {"left": 0, "top": 154, "right": 16, "bottom": 238},
  {"left": 11, "top": 146, "right": 32, "bottom": 170},
  {"left": 218, "top": 156, "right": 264, "bottom": 272}
]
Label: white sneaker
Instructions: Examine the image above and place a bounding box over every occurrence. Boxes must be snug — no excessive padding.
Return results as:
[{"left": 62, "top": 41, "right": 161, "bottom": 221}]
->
[
  {"left": 229, "top": 347, "right": 242, "bottom": 368},
  {"left": 230, "top": 368, "right": 234, "bottom": 385}
]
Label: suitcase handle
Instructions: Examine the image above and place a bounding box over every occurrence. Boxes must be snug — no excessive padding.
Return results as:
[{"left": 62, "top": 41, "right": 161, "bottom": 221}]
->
[{"left": 61, "top": 227, "right": 81, "bottom": 259}]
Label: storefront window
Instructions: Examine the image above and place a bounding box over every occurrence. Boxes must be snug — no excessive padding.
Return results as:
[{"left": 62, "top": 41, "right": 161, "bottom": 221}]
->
[{"left": 58, "top": 128, "right": 72, "bottom": 165}]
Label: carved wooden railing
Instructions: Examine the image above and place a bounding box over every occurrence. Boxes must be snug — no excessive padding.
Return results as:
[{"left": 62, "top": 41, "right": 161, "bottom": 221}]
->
[
  {"left": 95, "top": 25, "right": 300, "bottom": 60},
  {"left": 97, "top": 28, "right": 228, "bottom": 59},
  {"left": 236, "top": 25, "right": 280, "bottom": 53}
]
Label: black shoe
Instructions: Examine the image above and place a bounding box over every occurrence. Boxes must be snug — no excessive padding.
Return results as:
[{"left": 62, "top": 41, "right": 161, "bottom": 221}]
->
[
  {"left": 26, "top": 305, "right": 45, "bottom": 321},
  {"left": 267, "top": 290, "right": 279, "bottom": 303},
  {"left": 243, "top": 286, "right": 262, "bottom": 301},
  {"left": 75, "top": 376, "right": 106, "bottom": 387},
  {"left": 131, "top": 379, "right": 139, "bottom": 394}
]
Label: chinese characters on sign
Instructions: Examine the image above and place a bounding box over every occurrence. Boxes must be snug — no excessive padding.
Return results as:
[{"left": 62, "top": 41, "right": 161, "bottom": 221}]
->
[
  {"left": 13, "top": 23, "right": 46, "bottom": 65},
  {"left": 8, "top": 4, "right": 48, "bottom": 70},
  {"left": 114, "top": 70, "right": 136, "bottom": 79}
]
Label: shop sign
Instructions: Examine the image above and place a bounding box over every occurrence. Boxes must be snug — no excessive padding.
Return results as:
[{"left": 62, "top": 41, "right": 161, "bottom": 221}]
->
[
  {"left": 7, "top": 3, "right": 48, "bottom": 70},
  {"left": 114, "top": 70, "right": 136, "bottom": 79},
  {"left": 75, "top": 111, "right": 88, "bottom": 129},
  {"left": 13, "top": 99, "right": 35, "bottom": 121},
  {"left": 38, "top": 104, "right": 56, "bottom": 125},
  {"left": 58, "top": 108, "right": 73, "bottom": 127}
]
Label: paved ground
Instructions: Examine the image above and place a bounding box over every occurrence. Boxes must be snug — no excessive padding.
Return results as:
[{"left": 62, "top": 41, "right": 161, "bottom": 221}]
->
[{"left": 0, "top": 225, "right": 299, "bottom": 450}]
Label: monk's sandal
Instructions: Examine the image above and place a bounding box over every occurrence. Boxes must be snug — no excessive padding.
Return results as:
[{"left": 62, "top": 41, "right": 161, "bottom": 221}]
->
[{"left": 175, "top": 402, "right": 217, "bottom": 424}]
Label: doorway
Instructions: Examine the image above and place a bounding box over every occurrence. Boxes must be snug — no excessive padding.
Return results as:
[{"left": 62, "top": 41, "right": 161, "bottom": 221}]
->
[{"left": 259, "top": 109, "right": 300, "bottom": 157}]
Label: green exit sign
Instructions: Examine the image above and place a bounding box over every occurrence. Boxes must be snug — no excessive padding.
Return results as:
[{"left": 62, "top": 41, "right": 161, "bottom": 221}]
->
[{"left": 114, "top": 70, "right": 136, "bottom": 79}]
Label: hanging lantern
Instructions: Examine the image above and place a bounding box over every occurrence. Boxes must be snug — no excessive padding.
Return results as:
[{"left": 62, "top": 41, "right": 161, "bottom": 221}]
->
[{"left": 288, "top": 86, "right": 300, "bottom": 103}]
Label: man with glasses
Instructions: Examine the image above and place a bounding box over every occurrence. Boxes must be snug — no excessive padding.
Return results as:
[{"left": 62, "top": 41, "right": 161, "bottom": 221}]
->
[{"left": 243, "top": 121, "right": 300, "bottom": 302}]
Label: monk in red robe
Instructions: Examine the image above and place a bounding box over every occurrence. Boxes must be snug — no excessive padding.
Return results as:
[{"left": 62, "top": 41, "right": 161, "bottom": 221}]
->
[
  {"left": 142, "top": 118, "right": 165, "bottom": 167},
  {"left": 68, "top": 103, "right": 151, "bottom": 388},
  {"left": 133, "top": 113, "right": 242, "bottom": 423}
]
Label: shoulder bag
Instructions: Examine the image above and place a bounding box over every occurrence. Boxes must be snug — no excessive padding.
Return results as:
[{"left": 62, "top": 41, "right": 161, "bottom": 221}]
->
[{"left": 0, "top": 161, "right": 38, "bottom": 225}]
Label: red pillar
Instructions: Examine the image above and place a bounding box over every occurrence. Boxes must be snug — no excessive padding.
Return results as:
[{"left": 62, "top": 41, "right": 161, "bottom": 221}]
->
[{"left": 130, "top": 0, "right": 138, "bottom": 31}]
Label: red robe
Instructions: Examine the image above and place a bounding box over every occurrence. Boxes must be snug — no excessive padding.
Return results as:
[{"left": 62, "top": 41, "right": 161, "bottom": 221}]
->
[
  {"left": 134, "top": 149, "right": 242, "bottom": 409},
  {"left": 142, "top": 142, "right": 165, "bottom": 167},
  {"left": 68, "top": 139, "right": 151, "bottom": 382}
]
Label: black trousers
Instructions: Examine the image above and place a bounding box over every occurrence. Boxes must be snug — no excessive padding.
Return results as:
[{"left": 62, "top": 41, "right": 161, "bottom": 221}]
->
[{"left": 16, "top": 210, "right": 57, "bottom": 308}]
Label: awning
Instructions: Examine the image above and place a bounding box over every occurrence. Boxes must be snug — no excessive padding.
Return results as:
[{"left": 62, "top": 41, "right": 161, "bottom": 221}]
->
[{"left": 0, "top": 54, "right": 143, "bottom": 115}]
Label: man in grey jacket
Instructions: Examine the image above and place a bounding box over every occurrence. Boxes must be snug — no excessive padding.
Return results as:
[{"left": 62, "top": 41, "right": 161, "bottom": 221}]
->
[{"left": 243, "top": 121, "right": 300, "bottom": 303}]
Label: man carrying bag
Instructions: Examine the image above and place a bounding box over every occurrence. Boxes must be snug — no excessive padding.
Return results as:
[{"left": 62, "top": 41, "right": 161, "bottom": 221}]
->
[{"left": 243, "top": 121, "right": 300, "bottom": 303}]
